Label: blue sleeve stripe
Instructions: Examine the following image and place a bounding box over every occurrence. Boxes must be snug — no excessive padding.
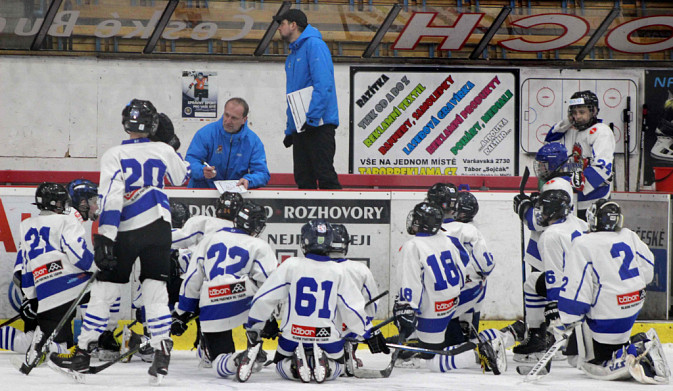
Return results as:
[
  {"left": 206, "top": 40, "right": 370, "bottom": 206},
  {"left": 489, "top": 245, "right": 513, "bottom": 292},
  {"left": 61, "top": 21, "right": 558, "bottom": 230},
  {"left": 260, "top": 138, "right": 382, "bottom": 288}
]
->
[
  {"left": 337, "top": 293, "right": 367, "bottom": 328},
  {"left": 172, "top": 231, "right": 203, "bottom": 245},
  {"left": 448, "top": 236, "right": 471, "bottom": 267},
  {"left": 253, "top": 259, "right": 270, "bottom": 278},
  {"left": 120, "top": 190, "right": 168, "bottom": 222},
  {"left": 545, "top": 131, "right": 564, "bottom": 142},
  {"left": 99, "top": 169, "right": 122, "bottom": 225},
  {"left": 526, "top": 241, "right": 541, "bottom": 262},
  {"left": 250, "top": 282, "right": 290, "bottom": 307},
  {"left": 99, "top": 210, "right": 121, "bottom": 227},
  {"left": 637, "top": 251, "right": 654, "bottom": 267}
]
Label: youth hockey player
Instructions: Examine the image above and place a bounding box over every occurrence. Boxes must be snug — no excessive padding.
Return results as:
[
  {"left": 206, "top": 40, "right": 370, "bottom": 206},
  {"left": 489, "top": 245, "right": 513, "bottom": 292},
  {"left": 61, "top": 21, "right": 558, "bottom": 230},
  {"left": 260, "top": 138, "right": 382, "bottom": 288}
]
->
[
  {"left": 16, "top": 182, "right": 96, "bottom": 366},
  {"left": 50, "top": 99, "right": 190, "bottom": 384},
  {"left": 243, "top": 219, "right": 389, "bottom": 383},
  {"left": 395, "top": 202, "right": 506, "bottom": 375},
  {"left": 544, "top": 90, "right": 615, "bottom": 218},
  {"left": 558, "top": 200, "right": 669, "bottom": 384},
  {"left": 171, "top": 200, "right": 278, "bottom": 379},
  {"left": 327, "top": 223, "right": 381, "bottom": 375}
]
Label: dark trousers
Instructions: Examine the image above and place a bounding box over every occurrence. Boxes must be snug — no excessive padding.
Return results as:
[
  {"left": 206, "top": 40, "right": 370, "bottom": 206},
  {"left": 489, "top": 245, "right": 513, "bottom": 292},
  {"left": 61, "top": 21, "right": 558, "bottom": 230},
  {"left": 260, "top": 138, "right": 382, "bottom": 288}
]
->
[
  {"left": 38, "top": 300, "right": 77, "bottom": 348},
  {"left": 292, "top": 124, "right": 342, "bottom": 189}
]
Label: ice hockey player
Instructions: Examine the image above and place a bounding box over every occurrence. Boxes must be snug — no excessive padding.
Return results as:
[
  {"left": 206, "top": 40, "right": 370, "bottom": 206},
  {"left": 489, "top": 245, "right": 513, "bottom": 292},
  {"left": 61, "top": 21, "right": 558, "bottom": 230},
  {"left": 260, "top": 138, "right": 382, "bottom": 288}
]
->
[
  {"left": 171, "top": 200, "right": 278, "bottom": 379},
  {"left": 327, "top": 223, "right": 381, "bottom": 376},
  {"left": 15, "top": 182, "right": 96, "bottom": 367},
  {"left": 395, "top": 201, "right": 506, "bottom": 375},
  {"left": 509, "top": 143, "right": 574, "bottom": 359},
  {"left": 66, "top": 179, "right": 99, "bottom": 223},
  {"left": 558, "top": 200, "right": 670, "bottom": 384},
  {"left": 50, "top": 99, "right": 190, "bottom": 384},
  {"left": 532, "top": 178, "right": 588, "bottom": 364},
  {"left": 243, "top": 219, "right": 389, "bottom": 383},
  {"left": 544, "top": 90, "right": 615, "bottom": 219}
]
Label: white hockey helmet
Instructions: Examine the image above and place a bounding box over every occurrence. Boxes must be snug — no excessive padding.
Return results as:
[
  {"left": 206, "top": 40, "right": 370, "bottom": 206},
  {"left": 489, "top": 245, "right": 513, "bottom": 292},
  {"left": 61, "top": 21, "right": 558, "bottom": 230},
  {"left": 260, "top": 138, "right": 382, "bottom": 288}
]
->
[{"left": 540, "top": 177, "right": 573, "bottom": 200}]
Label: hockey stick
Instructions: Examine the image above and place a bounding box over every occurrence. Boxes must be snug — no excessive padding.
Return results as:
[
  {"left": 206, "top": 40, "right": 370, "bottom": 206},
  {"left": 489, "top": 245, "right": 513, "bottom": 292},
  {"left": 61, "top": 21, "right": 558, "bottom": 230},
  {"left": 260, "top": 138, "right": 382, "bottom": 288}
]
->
[
  {"left": 366, "top": 290, "right": 389, "bottom": 307},
  {"left": 519, "top": 166, "right": 530, "bottom": 323},
  {"left": 623, "top": 96, "right": 632, "bottom": 190},
  {"left": 467, "top": 321, "right": 504, "bottom": 375},
  {"left": 636, "top": 104, "right": 647, "bottom": 192},
  {"left": 0, "top": 314, "right": 21, "bottom": 328},
  {"left": 114, "top": 319, "right": 138, "bottom": 339},
  {"left": 516, "top": 322, "right": 579, "bottom": 381},
  {"left": 19, "top": 271, "right": 98, "bottom": 375},
  {"left": 386, "top": 341, "right": 477, "bottom": 357}
]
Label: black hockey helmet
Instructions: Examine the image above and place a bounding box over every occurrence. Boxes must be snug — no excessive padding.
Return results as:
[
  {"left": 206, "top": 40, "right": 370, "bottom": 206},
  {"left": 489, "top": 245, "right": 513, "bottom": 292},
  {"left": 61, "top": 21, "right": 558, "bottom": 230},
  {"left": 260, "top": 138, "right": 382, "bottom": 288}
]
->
[
  {"left": 170, "top": 200, "right": 190, "bottom": 229},
  {"left": 34, "top": 182, "right": 70, "bottom": 214},
  {"left": 301, "top": 219, "right": 334, "bottom": 256},
  {"left": 151, "top": 113, "right": 181, "bottom": 151},
  {"left": 454, "top": 191, "right": 479, "bottom": 223},
  {"left": 406, "top": 202, "right": 443, "bottom": 235},
  {"left": 215, "top": 192, "right": 244, "bottom": 221},
  {"left": 67, "top": 179, "right": 98, "bottom": 221},
  {"left": 568, "top": 90, "right": 599, "bottom": 131},
  {"left": 587, "top": 199, "right": 623, "bottom": 232},
  {"left": 235, "top": 200, "right": 267, "bottom": 237},
  {"left": 426, "top": 182, "right": 458, "bottom": 217},
  {"left": 536, "top": 187, "right": 572, "bottom": 227},
  {"left": 121, "top": 99, "right": 159, "bottom": 136},
  {"left": 329, "top": 223, "right": 350, "bottom": 257}
]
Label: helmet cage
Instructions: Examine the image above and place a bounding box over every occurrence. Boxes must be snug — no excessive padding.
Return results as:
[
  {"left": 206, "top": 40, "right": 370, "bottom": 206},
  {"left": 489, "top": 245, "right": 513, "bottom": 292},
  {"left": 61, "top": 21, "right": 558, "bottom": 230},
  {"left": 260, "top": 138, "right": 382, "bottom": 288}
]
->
[{"left": 406, "top": 202, "right": 443, "bottom": 235}]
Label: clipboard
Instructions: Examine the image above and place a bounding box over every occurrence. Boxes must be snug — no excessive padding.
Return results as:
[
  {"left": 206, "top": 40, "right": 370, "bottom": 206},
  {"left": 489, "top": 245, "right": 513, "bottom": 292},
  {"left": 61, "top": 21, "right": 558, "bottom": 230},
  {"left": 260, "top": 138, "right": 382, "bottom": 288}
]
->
[{"left": 286, "top": 86, "right": 323, "bottom": 132}]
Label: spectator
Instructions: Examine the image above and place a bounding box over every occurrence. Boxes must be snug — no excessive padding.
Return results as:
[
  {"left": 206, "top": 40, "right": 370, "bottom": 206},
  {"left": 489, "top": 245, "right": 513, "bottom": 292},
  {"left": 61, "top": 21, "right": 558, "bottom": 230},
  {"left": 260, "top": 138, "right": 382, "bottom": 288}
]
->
[
  {"left": 275, "top": 9, "right": 341, "bottom": 189},
  {"left": 186, "top": 97, "right": 270, "bottom": 190}
]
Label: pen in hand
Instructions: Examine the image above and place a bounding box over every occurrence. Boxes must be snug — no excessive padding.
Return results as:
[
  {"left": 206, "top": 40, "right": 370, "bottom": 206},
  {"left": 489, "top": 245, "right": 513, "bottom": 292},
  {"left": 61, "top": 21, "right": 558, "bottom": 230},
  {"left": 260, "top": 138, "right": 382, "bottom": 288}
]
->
[{"left": 201, "top": 160, "right": 217, "bottom": 179}]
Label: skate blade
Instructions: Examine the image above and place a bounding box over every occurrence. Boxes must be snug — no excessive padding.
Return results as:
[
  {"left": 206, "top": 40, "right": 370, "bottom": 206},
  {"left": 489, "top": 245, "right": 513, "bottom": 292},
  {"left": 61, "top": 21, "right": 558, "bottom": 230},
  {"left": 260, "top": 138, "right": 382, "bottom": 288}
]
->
[
  {"left": 10, "top": 356, "right": 28, "bottom": 373},
  {"left": 47, "top": 361, "right": 87, "bottom": 383}
]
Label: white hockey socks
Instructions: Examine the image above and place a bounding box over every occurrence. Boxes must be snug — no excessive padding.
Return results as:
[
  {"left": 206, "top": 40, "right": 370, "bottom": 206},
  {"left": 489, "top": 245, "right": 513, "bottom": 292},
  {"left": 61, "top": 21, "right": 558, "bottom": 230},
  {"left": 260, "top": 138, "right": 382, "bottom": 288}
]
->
[
  {"left": 0, "top": 326, "right": 31, "bottom": 353},
  {"left": 78, "top": 280, "right": 122, "bottom": 349},
  {"left": 142, "top": 279, "right": 171, "bottom": 349},
  {"left": 214, "top": 353, "right": 237, "bottom": 378}
]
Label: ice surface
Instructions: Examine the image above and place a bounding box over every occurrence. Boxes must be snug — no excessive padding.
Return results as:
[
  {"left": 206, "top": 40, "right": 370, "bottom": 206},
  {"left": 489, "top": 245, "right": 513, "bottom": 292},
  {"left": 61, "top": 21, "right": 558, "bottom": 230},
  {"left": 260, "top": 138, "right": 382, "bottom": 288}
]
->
[{"left": 2, "top": 346, "right": 672, "bottom": 391}]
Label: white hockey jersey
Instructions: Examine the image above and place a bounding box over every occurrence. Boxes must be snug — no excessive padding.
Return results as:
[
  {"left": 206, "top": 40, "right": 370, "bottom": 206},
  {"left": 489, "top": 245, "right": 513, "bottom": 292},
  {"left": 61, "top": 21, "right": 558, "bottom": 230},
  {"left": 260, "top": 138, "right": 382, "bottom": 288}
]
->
[
  {"left": 333, "top": 259, "right": 379, "bottom": 333},
  {"left": 178, "top": 227, "right": 277, "bottom": 332},
  {"left": 171, "top": 215, "right": 234, "bottom": 250},
  {"left": 537, "top": 214, "right": 588, "bottom": 301},
  {"left": 546, "top": 121, "right": 615, "bottom": 210},
  {"left": 397, "top": 233, "right": 467, "bottom": 330},
  {"left": 98, "top": 139, "right": 190, "bottom": 240},
  {"left": 18, "top": 212, "right": 95, "bottom": 313},
  {"left": 558, "top": 228, "right": 654, "bottom": 344},
  {"left": 247, "top": 254, "right": 370, "bottom": 343}
]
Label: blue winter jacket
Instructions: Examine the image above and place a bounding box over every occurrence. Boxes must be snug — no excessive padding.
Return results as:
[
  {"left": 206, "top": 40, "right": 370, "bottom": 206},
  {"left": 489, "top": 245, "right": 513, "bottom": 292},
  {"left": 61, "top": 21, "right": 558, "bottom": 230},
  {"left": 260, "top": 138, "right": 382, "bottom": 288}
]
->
[
  {"left": 284, "top": 24, "right": 339, "bottom": 135},
  {"left": 186, "top": 119, "right": 270, "bottom": 189}
]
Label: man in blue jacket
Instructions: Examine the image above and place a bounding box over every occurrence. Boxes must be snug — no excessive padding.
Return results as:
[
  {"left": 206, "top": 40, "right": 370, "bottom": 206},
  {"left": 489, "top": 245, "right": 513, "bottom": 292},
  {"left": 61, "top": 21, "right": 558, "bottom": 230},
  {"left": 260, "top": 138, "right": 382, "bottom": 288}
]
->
[
  {"left": 275, "top": 9, "right": 342, "bottom": 189},
  {"left": 186, "top": 97, "right": 270, "bottom": 189}
]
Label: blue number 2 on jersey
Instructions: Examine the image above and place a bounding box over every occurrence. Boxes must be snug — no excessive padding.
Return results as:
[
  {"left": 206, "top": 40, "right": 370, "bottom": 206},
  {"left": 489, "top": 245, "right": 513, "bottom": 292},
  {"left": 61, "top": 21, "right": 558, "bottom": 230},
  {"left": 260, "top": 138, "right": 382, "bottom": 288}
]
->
[{"left": 611, "top": 242, "right": 639, "bottom": 281}]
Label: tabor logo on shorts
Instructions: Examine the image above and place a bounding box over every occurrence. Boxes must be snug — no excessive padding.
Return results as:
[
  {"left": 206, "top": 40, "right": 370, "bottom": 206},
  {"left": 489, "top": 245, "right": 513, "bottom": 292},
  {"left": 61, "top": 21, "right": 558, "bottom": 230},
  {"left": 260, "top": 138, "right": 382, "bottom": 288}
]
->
[
  {"left": 435, "top": 298, "right": 456, "bottom": 312},
  {"left": 208, "top": 282, "right": 245, "bottom": 298},
  {"left": 33, "top": 260, "right": 64, "bottom": 280},
  {"left": 617, "top": 290, "right": 643, "bottom": 306}
]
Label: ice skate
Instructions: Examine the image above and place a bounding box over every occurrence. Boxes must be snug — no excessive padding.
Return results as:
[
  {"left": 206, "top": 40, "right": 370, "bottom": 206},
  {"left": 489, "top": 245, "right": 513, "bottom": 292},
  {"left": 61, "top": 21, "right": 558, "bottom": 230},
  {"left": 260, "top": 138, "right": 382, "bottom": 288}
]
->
[
  {"left": 512, "top": 327, "right": 549, "bottom": 363},
  {"left": 49, "top": 345, "right": 91, "bottom": 373},
  {"left": 312, "top": 342, "right": 330, "bottom": 383},
  {"left": 148, "top": 339, "right": 172, "bottom": 385},
  {"left": 292, "top": 343, "right": 311, "bottom": 383}
]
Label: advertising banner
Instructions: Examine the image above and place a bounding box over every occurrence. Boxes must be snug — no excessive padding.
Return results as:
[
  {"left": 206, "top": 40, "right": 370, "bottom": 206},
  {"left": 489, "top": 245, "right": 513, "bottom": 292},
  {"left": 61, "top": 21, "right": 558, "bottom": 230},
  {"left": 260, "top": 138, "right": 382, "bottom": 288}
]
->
[
  {"left": 350, "top": 67, "right": 518, "bottom": 176},
  {"left": 181, "top": 70, "right": 218, "bottom": 119}
]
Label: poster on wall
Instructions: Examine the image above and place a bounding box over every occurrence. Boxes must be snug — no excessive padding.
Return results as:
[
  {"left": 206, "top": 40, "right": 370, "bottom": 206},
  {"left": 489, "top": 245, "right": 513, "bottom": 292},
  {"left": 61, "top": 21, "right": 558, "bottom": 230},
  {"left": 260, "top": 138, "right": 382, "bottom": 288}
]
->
[
  {"left": 520, "top": 76, "right": 637, "bottom": 154},
  {"left": 181, "top": 71, "right": 218, "bottom": 120},
  {"left": 350, "top": 67, "right": 518, "bottom": 176},
  {"left": 643, "top": 70, "right": 673, "bottom": 186}
]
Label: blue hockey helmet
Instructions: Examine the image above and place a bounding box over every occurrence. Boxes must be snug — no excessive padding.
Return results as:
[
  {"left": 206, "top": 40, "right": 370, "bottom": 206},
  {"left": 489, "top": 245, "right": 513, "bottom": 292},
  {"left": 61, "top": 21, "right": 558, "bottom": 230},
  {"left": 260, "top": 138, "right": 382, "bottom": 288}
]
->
[
  {"left": 535, "top": 142, "right": 569, "bottom": 182},
  {"left": 67, "top": 179, "right": 98, "bottom": 221}
]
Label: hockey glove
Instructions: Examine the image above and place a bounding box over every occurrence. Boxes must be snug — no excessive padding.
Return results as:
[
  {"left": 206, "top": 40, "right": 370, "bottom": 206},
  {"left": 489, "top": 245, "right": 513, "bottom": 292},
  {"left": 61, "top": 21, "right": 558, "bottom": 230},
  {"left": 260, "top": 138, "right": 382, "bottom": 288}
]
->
[
  {"left": 365, "top": 328, "right": 390, "bottom": 354},
  {"left": 301, "top": 122, "right": 319, "bottom": 133},
  {"left": 171, "top": 311, "right": 193, "bottom": 336},
  {"left": 20, "top": 298, "right": 38, "bottom": 321},
  {"left": 544, "top": 302, "right": 560, "bottom": 325},
  {"left": 245, "top": 330, "right": 262, "bottom": 349},
  {"left": 393, "top": 302, "right": 418, "bottom": 338},
  {"left": 513, "top": 193, "right": 533, "bottom": 220},
  {"left": 93, "top": 234, "right": 117, "bottom": 271},
  {"left": 260, "top": 318, "right": 280, "bottom": 340},
  {"left": 283, "top": 134, "right": 293, "bottom": 148},
  {"left": 570, "top": 170, "right": 585, "bottom": 192}
]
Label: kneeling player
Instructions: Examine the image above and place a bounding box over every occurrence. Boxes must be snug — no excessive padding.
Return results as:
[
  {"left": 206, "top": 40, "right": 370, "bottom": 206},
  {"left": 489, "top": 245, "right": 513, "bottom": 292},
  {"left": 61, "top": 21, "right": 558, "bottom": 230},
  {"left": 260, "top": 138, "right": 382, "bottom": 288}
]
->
[
  {"left": 244, "top": 219, "right": 389, "bottom": 383},
  {"left": 171, "top": 200, "right": 278, "bottom": 378},
  {"left": 559, "top": 200, "right": 670, "bottom": 384}
]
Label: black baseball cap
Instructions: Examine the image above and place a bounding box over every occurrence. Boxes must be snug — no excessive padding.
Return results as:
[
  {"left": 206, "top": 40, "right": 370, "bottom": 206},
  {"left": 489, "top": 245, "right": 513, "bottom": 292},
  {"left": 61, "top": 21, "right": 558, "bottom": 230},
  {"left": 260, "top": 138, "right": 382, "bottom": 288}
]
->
[{"left": 273, "top": 9, "right": 308, "bottom": 28}]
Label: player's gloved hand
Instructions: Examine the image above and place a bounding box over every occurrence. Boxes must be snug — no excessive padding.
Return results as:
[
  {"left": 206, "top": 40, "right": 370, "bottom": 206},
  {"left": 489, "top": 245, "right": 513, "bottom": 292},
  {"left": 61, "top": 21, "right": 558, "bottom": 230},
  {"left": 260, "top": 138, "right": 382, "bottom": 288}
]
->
[
  {"left": 301, "top": 122, "right": 319, "bottom": 133},
  {"left": 260, "top": 318, "right": 280, "bottom": 340},
  {"left": 93, "top": 234, "right": 117, "bottom": 271},
  {"left": 283, "top": 134, "right": 293, "bottom": 148},
  {"left": 570, "top": 170, "right": 585, "bottom": 192},
  {"left": 167, "top": 135, "right": 181, "bottom": 151},
  {"left": 170, "top": 311, "right": 193, "bottom": 336},
  {"left": 513, "top": 194, "right": 533, "bottom": 220},
  {"left": 393, "top": 302, "right": 417, "bottom": 338},
  {"left": 544, "top": 302, "right": 560, "bottom": 325},
  {"left": 20, "top": 298, "right": 38, "bottom": 321},
  {"left": 365, "top": 328, "right": 390, "bottom": 354},
  {"left": 135, "top": 307, "right": 145, "bottom": 323},
  {"left": 245, "top": 330, "right": 262, "bottom": 348}
]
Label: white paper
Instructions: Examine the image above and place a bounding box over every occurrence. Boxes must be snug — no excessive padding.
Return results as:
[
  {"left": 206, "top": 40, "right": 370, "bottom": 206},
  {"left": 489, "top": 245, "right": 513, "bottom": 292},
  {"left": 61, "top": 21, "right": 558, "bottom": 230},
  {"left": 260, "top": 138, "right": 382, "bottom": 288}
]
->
[
  {"left": 286, "top": 86, "right": 323, "bottom": 132},
  {"left": 213, "top": 180, "right": 247, "bottom": 194}
]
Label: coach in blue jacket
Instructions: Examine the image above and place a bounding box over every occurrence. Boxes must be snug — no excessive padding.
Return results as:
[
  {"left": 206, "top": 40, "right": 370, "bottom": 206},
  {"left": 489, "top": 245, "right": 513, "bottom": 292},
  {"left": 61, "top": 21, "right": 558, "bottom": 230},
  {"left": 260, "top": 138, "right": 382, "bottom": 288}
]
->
[
  {"left": 186, "top": 97, "right": 270, "bottom": 189},
  {"left": 275, "top": 9, "right": 342, "bottom": 189}
]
